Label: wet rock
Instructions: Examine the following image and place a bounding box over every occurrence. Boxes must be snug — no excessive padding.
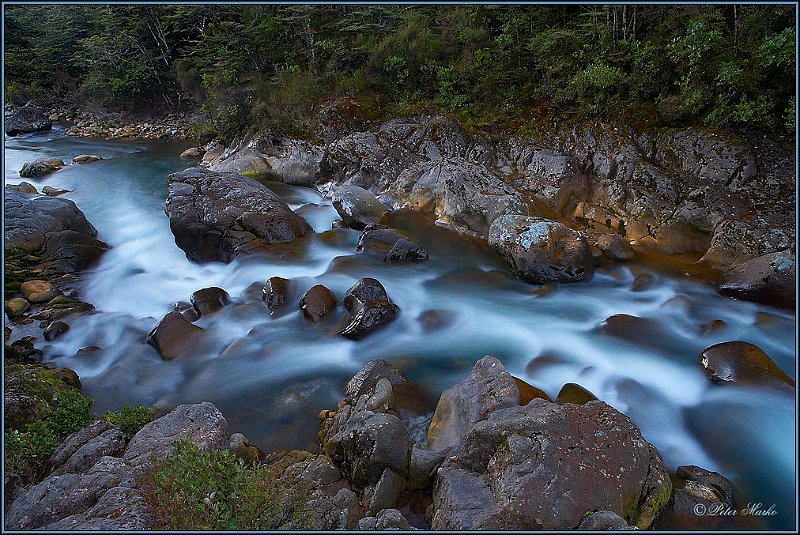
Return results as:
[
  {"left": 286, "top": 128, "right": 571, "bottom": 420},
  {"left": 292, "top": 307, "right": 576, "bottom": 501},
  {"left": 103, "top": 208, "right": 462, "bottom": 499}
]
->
[
  {"left": 701, "top": 319, "right": 727, "bottom": 336},
  {"left": 72, "top": 154, "right": 103, "bottom": 163},
  {"left": 339, "top": 278, "right": 399, "bottom": 339},
  {"left": 5, "top": 297, "right": 30, "bottom": 318},
  {"left": 179, "top": 147, "right": 204, "bottom": 159},
  {"left": 49, "top": 422, "right": 126, "bottom": 476},
  {"left": 165, "top": 167, "right": 312, "bottom": 263},
  {"left": 557, "top": 383, "right": 598, "bottom": 405},
  {"left": 698, "top": 341, "right": 795, "bottom": 392},
  {"left": 597, "top": 233, "right": 636, "bottom": 261},
  {"left": 357, "top": 227, "right": 428, "bottom": 263},
  {"left": 4, "top": 337, "right": 43, "bottom": 363},
  {"left": 358, "top": 508, "right": 416, "bottom": 530},
  {"left": 578, "top": 510, "right": 634, "bottom": 530},
  {"left": 124, "top": 402, "right": 229, "bottom": 474},
  {"left": 43, "top": 320, "right": 70, "bottom": 341},
  {"left": 511, "top": 375, "right": 551, "bottom": 404},
  {"left": 146, "top": 311, "right": 209, "bottom": 360},
  {"left": 20, "top": 279, "right": 58, "bottom": 303},
  {"left": 5, "top": 181, "right": 39, "bottom": 194},
  {"left": 427, "top": 356, "right": 519, "bottom": 452},
  {"left": 190, "top": 286, "right": 231, "bottom": 316},
  {"left": 5, "top": 103, "right": 52, "bottom": 136},
  {"left": 229, "top": 433, "right": 264, "bottom": 464},
  {"left": 430, "top": 398, "right": 671, "bottom": 530},
  {"left": 655, "top": 465, "right": 741, "bottom": 530},
  {"left": 42, "top": 185, "right": 70, "bottom": 196},
  {"left": 19, "top": 158, "right": 66, "bottom": 178},
  {"left": 4, "top": 190, "right": 109, "bottom": 276},
  {"left": 263, "top": 276, "right": 295, "bottom": 316},
  {"left": 342, "top": 359, "right": 431, "bottom": 414},
  {"left": 489, "top": 215, "right": 593, "bottom": 283},
  {"left": 718, "top": 250, "right": 795, "bottom": 310},
  {"left": 630, "top": 273, "right": 655, "bottom": 291},
  {"left": 331, "top": 185, "right": 388, "bottom": 230},
  {"left": 300, "top": 284, "right": 337, "bottom": 322},
  {"left": 417, "top": 309, "right": 455, "bottom": 332}
]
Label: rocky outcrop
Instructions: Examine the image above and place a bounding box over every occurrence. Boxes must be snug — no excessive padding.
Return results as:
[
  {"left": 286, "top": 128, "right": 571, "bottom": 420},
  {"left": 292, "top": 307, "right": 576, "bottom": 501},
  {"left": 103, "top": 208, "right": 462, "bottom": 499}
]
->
[
  {"left": 165, "top": 167, "right": 312, "bottom": 263},
  {"left": 331, "top": 185, "right": 388, "bottom": 230},
  {"left": 19, "top": 158, "right": 65, "bottom": 178},
  {"left": 5, "top": 103, "right": 52, "bottom": 136},
  {"left": 488, "top": 215, "right": 593, "bottom": 283},
  {"left": 698, "top": 341, "right": 795, "bottom": 392},
  {"left": 339, "top": 278, "right": 399, "bottom": 339},
  {"left": 718, "top": 250, "right": 795, "bottom": 310},
  {"left": 4, "top": 190, "right": 109, "bottom": 276}
]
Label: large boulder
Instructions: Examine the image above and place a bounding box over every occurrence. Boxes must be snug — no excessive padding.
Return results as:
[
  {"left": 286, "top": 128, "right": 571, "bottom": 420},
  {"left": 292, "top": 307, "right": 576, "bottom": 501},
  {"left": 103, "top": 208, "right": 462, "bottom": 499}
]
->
[
  {"left": 165, "top": 167, "right": 312, "bottom": 263},
  {"left": 430, "top": 399, "right": 671, "bottom": 530},
  {"left": 718, "top": 250, "right": 795, "bottom": 310},
  {"left": 4, "top": 190, "right": 109, "bottom": 276},
  {"left": 5, "top": 103, "right": 52, "bottom": 136},
  {"left": 331, "top": 185, "right": 388, "bottom": 230},
  {"left": 338, "top": 278, "right": 399, "bottom": 339},
  {"left": 146, "top": 311, "right": 211, "bottom": 360},
  {"left": 19, "top": 158, "right": 66, "bottom": 178},
  {"left": 489, "top": 215, "right": 593, "bottom": 283}
]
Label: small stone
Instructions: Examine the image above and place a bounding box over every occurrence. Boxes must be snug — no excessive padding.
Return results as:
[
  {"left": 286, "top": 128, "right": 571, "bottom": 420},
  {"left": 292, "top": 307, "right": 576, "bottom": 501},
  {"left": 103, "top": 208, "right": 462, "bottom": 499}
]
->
[
  {"left": 229, "top": 433, "right": 263, "bottom": 464},
  {"left": 190, "top": 287, "right": 231, "bottom": 316},
  {"left": 72, "top": 154, "right": 103, "bottom": 164},
  {"left": 299, "top": 284, "right": 337, "bottom": 322},
  {"left": 20, "top": 280, "right": 58, "bottom": 303},
  {"left": 179, "top": 147, "right": 205, "bottom": 159},
  {"left": 263, "top": 276, "right": 295, "bottom": 316},
  {"left": 42, "top": 186, "right": 70, "bottom": 196}
]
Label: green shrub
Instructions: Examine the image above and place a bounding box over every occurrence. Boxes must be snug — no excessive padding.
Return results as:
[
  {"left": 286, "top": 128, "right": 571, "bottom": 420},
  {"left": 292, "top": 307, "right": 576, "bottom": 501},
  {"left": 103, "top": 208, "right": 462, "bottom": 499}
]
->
[
  {"left": 104, "top": 404, "right": 159, "bottom": 440},
  {"left": 145, "top": 439, "right": 313, "bottom": 530}
]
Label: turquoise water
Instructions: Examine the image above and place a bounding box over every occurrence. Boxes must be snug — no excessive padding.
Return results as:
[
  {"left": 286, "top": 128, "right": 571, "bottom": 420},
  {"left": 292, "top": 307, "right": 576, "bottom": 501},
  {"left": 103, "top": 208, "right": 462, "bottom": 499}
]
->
[{"left": 4, "top": 127, "right": 796, "bottom": 529}]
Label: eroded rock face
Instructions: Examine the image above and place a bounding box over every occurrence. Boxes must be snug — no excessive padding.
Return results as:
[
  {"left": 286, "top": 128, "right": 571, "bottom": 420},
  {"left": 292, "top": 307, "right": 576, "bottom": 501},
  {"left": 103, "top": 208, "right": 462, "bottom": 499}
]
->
[
  {"left": 430, "top": 399, "right": 671, "bottom": 530},
  {"left": 5, "top": 103, "right": 52, "bottom": 136},
  {"left": 165, "top": 167, "right": 312, "bottom": 263},
  {"left": 698, "top": 341, "right": 795, "bottom": 392},
  {"left": 489, "top": 215, "right": 593, "bottom": 283},
  {"left": 718, "top": 250, "right": 795, "bottom": 310},
  {"left": 4, "top": 190, "right": 109, "bottom": 276},
  {"left": 339, "top": 278, "right": 399, "bottom": 339}
]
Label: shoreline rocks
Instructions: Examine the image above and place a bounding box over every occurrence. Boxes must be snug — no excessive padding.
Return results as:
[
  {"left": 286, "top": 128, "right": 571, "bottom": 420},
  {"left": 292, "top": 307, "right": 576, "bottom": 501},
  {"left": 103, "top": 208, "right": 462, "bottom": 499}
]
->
[
  {"left": 5, "top": 103, "right": 52, "bottom": 136},
  {"left": 19, "top": 158, "right": 65, "bottom": 178}
]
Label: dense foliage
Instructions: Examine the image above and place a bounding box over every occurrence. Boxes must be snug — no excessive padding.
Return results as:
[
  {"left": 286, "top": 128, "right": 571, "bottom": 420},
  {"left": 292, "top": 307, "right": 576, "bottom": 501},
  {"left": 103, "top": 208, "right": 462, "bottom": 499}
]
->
[
  {"left": 4, "top": 4, "right": 796, "bottom": 138},
  {"left": 144, "top": 439, "right": 312, "bottom": 530},
  {"left": 104, "top": 404, "right": 159, "bottom": 439}
]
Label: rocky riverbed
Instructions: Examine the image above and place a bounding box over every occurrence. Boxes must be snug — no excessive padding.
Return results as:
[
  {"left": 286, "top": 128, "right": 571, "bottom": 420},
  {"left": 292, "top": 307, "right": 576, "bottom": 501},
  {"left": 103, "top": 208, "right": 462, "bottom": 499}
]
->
[{"left": 3, "top": 109, "right": 796, "bottom": 530}]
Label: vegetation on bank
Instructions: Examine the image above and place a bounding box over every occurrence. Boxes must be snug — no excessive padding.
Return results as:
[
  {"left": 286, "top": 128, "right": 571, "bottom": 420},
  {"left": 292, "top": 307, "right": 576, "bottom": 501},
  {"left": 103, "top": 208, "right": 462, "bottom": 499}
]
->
[
  {"left": 4, "top": 5, "right": 795, "bottom": 140},
  {"left": 144, "top": 439, "right": 312, "bottom": 530}
]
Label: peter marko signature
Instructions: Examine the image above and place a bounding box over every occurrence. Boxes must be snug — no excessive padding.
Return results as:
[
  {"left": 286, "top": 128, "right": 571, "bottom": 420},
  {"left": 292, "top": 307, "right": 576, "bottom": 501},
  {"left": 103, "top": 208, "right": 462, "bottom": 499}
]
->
[{"left": 694, "top": 502, "right": 778, "bottom": 517}]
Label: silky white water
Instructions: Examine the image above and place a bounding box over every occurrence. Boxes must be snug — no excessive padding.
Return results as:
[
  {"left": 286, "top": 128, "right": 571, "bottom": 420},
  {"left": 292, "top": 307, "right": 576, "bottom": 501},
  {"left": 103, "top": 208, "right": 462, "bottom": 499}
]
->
[{"left": 4, "top": 127, "right": 796, "bottom": 528}]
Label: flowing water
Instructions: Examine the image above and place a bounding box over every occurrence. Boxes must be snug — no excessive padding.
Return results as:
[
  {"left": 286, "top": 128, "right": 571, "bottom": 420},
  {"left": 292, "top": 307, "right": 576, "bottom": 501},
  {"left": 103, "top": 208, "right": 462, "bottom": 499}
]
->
[{"left": 4, "top": 127, "right": 796, "bottom": 529}]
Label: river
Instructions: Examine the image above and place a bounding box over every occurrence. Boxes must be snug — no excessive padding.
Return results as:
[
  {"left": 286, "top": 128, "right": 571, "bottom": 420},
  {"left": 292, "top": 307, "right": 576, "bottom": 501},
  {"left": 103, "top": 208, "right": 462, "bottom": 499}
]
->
[{"left": 4, "top": 126, "right": 796, "bottom": 529}]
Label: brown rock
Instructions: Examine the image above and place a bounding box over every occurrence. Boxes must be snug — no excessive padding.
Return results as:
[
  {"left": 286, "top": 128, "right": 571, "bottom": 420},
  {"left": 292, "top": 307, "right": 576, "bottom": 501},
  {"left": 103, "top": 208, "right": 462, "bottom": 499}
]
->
[
  {"left": 300, "top": 284, "right": 337, "bottom": 322},
  {"left": 5, "top": 298, "right": 30, "bottom": 318},
  {"left": 698, "top": 341, "right": 794, "bottom": 392},
  {"left": 557, "top": 383, "right": 598, "bottom": 405},
  {"left": 20, "top": 280, "right": 58, "bottom": 303},
  {"left": 511, "top": 376, "right": 551, "bottom": 404}
]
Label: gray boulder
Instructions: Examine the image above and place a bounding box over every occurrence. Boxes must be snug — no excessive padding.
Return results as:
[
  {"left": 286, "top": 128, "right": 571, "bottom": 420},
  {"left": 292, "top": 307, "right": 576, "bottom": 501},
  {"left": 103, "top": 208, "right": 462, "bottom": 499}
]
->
[
  {"left": 5, "top": 103, "right": 52, "bottom": 136},
  {"left": 332, "top": 185, "right": 388, "bottom": 230},
  {"left": 49, "top": 422, "right": 126, "bottom": 476},
  {"left": 358, "top": 508, "right": 417, "bottom": 530},
  {"left": 489, "top": 215, "right": 593, "bottom": 283},
  {"left": 718, "top": 250, "right": 795, "bottom": 310},
  {"left": 165, "top": 167, "right": 312, "bottom": 263},
  {"left": 19, "top": 158, "right": 65, "bottom": 178},
  {"left": 338, "top": 278, "right": 399, "bottom": 339},
  {"left": 4, "top": 190, "right": 109, "bottom": 276}
]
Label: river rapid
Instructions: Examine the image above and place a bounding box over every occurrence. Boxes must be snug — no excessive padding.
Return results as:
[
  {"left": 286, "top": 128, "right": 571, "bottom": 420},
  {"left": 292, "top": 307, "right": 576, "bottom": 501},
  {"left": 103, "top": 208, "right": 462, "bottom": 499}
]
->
[{"left": 4, "top": 127, "right": 796, "bottom": 529}]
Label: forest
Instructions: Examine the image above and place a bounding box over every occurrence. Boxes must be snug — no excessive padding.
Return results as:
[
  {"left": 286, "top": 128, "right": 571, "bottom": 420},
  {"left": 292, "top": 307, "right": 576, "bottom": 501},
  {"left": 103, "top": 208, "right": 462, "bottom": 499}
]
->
[{"left": 4, "top": 4, "right": 796, "bottom": 139}]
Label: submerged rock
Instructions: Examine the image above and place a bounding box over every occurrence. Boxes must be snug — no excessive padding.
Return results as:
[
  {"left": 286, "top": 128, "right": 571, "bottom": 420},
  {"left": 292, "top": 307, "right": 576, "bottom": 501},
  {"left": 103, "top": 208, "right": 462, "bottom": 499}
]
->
[
  {"left": 165, "top": 167, "right": 312, "bottom": 263},
  {"left": 19, "top": 158, "right": 65, "bottom": 178},
  {"left": 698, "top": 341, "right": 795, "bottom": 392},
  {"left": 331, "top": 185, "right": 388, "bottom": 230},
  {"left": 718, "top": 250, "right": 795, "bottom": 310},
  {"left": 5, "top": 103, "right": 52, "bottom": 136},
  {"left": 339, "top": 278, "right": 399, "bottom": 339},
  {"left": 655, "top": 465, "right": 743, "bottom": 530},
  {"left": 43, "top": 320, "right": 70, "bottom": 341},
  {"left": 489, "top": 215, "right": 593, "bottom": 283},
  {"left": 300, "top": 284, "right": 337, "bottom": 322}
]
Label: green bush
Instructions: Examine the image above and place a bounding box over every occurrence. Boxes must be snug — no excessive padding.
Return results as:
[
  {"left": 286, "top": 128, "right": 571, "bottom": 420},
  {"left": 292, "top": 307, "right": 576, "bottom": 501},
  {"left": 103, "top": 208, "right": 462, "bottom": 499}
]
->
[
  {"left": 145, "top": 439, "right": 313, "bottom": 530},
  {"left": 104, "top": 404, "right": 159, "bottom": 440}
]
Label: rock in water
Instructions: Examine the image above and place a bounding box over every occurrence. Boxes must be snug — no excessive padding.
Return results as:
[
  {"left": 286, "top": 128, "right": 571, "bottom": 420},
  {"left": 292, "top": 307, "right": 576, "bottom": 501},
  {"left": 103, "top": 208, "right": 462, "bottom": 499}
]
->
[
  {"left": 488, "top": 215, "right": 593, "bottom": 283},
  {"left": 300, "top": 284, "right": 337, "bottom": 322},
  {"left": 72, "top": 154, "right": 103, "bottom": 163},
  {"left": 20, "top": 280, "right": 58, "bottom": 303},
  {"left": 331, "top": 185, "right": 388, "bottom": 230},
  {"left": 190, "top": 286, "right": 231, "bottom": 316},
  {"left": 19, "top": 158, "right": 65, "bottom": 178},
  {"left": 5, "top": 103, "right": 52, "bottom": 136},
  {"left": 5, "top": 182, "right": 39, "bottom": 194},
  {"left": 146, "top": 311, "right": 210, "bottom": 360},
  {"left": 42, "top": 186, "right": 70, "bottom": 196},
  {"left": 718, "top": 250, "right": 795, "bottom": 310},
  {"left": 5, "top": 190, "right": 109, "bottom": 276},
  {"left": 179, "top": 147, "right": 205, "bottom": 159},
  {"left": 262, "top": 276, "right": 295, "bottom": 316},
  {"left": 338, "top": 278, "right": 399, "bottom": 339},
  {"left": 698, "top": 341, "right": 795, "bottom": 392},
  {"left": 357, "top": 227, "right": 428, "bottom": 263},
  {"left": 165, "top": 167, "right": 312, "bottom": 263}
]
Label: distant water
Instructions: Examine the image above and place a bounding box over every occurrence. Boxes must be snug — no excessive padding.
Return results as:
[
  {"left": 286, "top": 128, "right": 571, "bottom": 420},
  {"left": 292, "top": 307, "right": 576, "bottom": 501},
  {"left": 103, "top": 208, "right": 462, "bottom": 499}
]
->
[{"left": 4, "top": 127, "right": 796, "bottom": 529}]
